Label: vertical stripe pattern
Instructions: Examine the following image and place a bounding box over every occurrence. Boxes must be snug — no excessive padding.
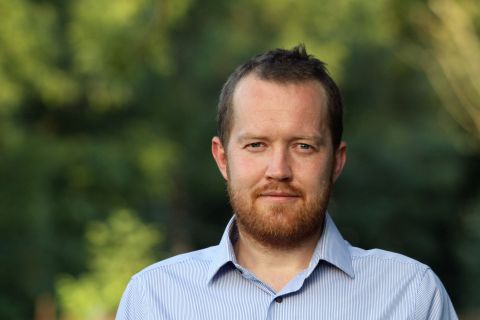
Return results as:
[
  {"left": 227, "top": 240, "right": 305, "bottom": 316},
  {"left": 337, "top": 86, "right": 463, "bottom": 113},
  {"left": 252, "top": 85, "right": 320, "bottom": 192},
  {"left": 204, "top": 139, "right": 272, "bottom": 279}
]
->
[{"left": 116, "top": 215, "right": 457, "bottom": 320}]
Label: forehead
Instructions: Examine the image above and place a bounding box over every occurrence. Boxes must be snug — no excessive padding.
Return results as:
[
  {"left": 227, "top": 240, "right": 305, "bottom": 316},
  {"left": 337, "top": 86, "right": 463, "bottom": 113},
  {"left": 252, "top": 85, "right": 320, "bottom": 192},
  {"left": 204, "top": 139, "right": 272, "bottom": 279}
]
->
[{"left": 230, "top": 74, "right": 329, "bottom": 136}]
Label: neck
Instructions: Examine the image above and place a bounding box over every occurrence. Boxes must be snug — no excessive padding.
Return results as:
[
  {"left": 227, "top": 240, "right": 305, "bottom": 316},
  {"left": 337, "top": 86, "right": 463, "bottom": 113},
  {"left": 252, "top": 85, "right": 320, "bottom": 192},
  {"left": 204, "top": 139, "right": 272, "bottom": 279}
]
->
[{"left": 233, "top": 224, "right": 323, "bottom": 293}]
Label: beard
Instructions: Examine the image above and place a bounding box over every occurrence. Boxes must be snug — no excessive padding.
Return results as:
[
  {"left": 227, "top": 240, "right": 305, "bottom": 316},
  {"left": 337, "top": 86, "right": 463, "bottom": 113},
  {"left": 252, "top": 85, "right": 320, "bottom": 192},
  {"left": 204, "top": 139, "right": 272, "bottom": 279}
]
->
[{"left": 227, "top": 179, "right": 332, "bottom": 249}]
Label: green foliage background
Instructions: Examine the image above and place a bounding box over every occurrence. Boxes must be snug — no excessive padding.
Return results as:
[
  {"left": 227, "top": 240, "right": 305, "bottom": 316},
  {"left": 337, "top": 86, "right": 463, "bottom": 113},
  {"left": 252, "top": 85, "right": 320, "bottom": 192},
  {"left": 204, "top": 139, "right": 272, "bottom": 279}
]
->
[{"left": 0, "top": 0, "right": 479, "bottom": 318}]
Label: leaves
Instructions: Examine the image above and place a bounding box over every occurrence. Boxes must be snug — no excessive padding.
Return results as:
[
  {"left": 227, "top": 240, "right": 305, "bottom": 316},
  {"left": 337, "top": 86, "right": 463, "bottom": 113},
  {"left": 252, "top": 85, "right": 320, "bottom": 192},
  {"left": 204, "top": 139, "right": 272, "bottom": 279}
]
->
[
  {"left": 56, "top": 209, "right": 162, "bottom": 319},
  {"left": 0, "top": 0, "right": 479, "bottom": 318}
]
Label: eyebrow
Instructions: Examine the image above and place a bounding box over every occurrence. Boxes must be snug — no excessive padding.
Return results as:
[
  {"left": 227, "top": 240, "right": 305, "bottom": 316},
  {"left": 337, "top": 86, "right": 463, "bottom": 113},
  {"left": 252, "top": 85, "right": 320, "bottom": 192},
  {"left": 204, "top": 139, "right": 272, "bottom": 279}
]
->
[
  {"left": 236, "top": 134, "right": 326, "bottom": 145},
  {"left": 236, "top": 134, "right": 269, "bottom": 143},
  {"left": 292, "top": 135, "right": 323, "bottom": 141},
  {"left": 292, "top": 135, "right": 326, "bottom": 145}
]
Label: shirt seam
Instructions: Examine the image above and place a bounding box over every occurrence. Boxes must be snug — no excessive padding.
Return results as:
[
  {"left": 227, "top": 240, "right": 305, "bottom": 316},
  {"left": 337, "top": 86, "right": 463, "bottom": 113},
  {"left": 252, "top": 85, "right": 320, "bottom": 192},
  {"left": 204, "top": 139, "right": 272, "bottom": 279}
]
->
[
  {"left": 138, "top": 275, "right": 148, "bottom": 319},
  {"left": 411, "top": 267, "right": 430, "bottom": 320},
  {"left": 351, "top": 254, "right": 428, "bottom": 267},
  {"left": 136, "top": 257, "right": 214, "bottom": 278}
]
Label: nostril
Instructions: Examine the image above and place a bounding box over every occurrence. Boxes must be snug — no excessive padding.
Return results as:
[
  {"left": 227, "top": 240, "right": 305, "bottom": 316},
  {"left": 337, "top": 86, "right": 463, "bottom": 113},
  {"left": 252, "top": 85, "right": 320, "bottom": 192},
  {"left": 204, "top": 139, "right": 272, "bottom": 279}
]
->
[
  {"left": 265, "top": 150, "right": 293, "bottom": 180},
  {"left": 266, "top": 167, "right": 293, "bottom": 181}
]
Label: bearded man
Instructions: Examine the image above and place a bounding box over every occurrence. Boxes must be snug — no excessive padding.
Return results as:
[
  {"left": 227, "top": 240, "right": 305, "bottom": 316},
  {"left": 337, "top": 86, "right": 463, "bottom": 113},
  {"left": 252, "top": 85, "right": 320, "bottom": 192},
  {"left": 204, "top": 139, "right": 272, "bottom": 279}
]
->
[{"left": 116, "top": 45, "right": 457, "bottom": 319}]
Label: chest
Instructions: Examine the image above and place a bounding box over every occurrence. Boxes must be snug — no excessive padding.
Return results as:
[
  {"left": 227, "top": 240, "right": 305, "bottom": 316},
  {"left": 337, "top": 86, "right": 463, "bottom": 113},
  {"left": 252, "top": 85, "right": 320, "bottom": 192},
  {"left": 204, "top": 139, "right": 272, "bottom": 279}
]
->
[{"left": 145, "top": 267, "right": 417, "bottom": 320}]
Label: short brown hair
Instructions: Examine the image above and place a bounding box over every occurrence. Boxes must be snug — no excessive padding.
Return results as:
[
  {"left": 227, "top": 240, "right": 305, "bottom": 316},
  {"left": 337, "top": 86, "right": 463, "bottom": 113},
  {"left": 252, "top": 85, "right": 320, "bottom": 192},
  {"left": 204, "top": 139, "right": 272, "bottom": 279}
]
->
[{"left": 217, "top": 44, "right": 343, "bottom": 149}]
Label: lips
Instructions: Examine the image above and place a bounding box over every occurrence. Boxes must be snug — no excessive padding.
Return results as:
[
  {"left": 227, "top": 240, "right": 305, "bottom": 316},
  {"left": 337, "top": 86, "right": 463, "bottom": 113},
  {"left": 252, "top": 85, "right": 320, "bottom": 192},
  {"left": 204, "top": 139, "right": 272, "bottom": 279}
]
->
[
  {"left": 256, "top": 188, "right": 303, "bottom": 202},
  {"left": 253, "top": 183, "right": 304, "bottom": 201},
  {"left": 259, "top": 191, "right": 300, "bottom": 197},
  {"left": 256, "top": 192, "right": 301, "bottom": 203}
]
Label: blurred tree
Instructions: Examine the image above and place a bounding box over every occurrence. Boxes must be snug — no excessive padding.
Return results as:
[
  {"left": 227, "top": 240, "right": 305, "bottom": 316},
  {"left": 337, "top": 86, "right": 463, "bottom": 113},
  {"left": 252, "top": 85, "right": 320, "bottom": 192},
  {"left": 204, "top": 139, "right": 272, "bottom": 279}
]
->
[
  {"left": 393, "top": 0, "right": 480, "bottom": 312},
  {"left": 0, "top": 0, "right": 478, "bottom": 318},
  {"left": 408, "top": 0, "right": 480, "bottom": 144},
  {"left": 0, "top": 0, "right": 186, "bottom": 318},
  {"left": 0, "top": 0, "right": 76, "bottom": 110},
  {"left": 68, "top": 0, "right": 192, "bottom": 110},
  {"left": 56, "top": 209, "right": 162, "bottom": 319}
]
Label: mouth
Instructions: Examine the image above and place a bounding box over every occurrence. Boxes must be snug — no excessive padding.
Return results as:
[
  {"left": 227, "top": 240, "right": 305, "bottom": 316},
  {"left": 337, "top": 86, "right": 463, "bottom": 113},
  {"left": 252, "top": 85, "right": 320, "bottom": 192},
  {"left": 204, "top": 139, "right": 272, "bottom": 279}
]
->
[{"left": 257, "top": 191, "right": 301, "bottom": 201}]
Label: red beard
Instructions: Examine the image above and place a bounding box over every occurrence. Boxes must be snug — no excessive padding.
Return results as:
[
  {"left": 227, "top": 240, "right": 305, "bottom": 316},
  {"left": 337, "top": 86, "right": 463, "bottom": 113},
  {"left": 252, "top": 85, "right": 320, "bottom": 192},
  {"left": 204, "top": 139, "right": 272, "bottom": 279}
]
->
[{"left": 227, "top": 180, "right": 331, "bottom": 249}]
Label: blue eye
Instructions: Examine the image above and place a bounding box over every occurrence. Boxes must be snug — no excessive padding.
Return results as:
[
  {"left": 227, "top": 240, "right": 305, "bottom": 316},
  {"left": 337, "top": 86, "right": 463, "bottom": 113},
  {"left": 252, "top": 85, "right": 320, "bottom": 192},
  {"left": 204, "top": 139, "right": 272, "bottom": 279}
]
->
[
  {"left": 245, "top": 142, "right": 266, "bottom": 151},
  {"left": 249, "top": 142, "right": 262, "bottom": 148},
  {"left": 296, "top": 143, "right": 316, "bottom": 153}
]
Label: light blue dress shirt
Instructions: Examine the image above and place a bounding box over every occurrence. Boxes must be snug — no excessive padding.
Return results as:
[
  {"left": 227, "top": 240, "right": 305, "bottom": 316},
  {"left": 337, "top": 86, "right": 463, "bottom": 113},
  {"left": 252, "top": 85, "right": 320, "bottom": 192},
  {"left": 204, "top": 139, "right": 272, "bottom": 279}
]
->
[{"left": 116, "top": 214, "right": 457, "bottom": 319}]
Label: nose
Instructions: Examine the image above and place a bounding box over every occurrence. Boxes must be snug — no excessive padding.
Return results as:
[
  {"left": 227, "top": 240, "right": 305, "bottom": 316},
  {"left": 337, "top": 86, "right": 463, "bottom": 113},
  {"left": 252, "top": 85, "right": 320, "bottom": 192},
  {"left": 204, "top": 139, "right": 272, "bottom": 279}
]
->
[{"left": 265, "top": 148, "right": 292, "bottom": 181}]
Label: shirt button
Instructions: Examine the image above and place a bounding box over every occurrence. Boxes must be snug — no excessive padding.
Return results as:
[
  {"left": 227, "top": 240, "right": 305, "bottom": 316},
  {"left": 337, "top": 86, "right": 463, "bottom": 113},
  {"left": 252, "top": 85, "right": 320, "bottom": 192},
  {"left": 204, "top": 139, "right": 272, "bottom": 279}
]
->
[{"left": 275, "top": 297, "right": 283, "bottom": 303}]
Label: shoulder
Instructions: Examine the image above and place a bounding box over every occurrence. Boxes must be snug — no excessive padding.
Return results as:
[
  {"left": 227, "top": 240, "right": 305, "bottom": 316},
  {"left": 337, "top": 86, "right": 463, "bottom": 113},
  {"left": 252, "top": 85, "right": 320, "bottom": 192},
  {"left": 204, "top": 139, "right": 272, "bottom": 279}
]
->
[
  {"left": 347, "top": 244, "right": 432, "bottom": 291},
  {"left": 132, "top": 245, "right": 218, "bottom": 281},
  {"left": 349, "top": 244, "right": 429, "bottom": 272},
  {"left": 116, "top": 246, "right": 221, "bottom": 318},
  {"left": 347, "top": 244, "right": 457, "bottom": 318}
]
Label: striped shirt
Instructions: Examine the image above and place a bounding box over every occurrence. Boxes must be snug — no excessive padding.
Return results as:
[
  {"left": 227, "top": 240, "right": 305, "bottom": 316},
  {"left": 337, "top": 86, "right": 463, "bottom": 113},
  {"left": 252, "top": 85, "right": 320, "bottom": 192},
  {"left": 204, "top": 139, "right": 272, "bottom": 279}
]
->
[{"left": 116, "top": 214, "right": 457, "bottom": 319}]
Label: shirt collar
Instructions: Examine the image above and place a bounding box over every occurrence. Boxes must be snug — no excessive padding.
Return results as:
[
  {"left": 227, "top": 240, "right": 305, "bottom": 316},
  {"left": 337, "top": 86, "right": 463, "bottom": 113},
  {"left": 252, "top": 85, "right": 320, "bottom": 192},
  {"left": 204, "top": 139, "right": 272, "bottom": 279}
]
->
[
  {"left": 206, "top": 213, "right": 355, "bottom": 284},
  {"left": 308, "top": 214, "right": 355, "bottom": 278},
  {"left": 206, "top": 217, "right": 238, "bottom": 283}
]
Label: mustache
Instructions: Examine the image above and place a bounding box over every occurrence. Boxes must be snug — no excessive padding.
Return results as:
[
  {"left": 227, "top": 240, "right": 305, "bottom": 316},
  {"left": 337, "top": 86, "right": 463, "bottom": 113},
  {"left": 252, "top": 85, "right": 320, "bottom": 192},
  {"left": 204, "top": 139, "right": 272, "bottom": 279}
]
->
[{"left": 253, "top": 183, "right": 304, "bottom": 197}]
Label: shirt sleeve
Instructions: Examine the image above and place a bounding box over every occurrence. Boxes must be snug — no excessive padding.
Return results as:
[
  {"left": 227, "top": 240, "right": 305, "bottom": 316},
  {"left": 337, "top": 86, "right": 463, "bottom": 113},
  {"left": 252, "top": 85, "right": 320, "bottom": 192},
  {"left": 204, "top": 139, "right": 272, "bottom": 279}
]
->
[
  {"left": 115, "top": 276, "right": 147, "bottom": 320},
  {"left": 413, "top": 268, "right": 458, "bottom": 320}
]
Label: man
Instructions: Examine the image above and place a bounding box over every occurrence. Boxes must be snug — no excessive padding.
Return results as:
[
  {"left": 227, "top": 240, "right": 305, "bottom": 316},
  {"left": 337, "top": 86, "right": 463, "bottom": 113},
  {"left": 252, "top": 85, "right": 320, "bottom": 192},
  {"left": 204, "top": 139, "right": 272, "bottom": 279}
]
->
[{"left": 116, "top": 45, "right": 457, "bottom": 319}]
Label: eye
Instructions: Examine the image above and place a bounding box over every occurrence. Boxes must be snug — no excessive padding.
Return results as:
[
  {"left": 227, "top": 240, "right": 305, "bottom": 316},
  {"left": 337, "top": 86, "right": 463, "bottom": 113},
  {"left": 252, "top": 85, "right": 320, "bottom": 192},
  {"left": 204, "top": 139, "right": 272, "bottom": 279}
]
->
[
  {"left": 245, "top": 142, "right": 266, "bottom": 151},
  {"left": 249, "top": 142, "right": 263, "bottom": 148},
  {"left": 295, "top": 143, "right": 316, "bottom": 153}
]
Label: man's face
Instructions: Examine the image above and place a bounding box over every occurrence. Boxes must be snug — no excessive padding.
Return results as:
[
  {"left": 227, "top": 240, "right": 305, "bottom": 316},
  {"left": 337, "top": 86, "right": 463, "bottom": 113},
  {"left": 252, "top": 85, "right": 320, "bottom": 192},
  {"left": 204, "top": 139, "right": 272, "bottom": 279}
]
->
[{"left": 212, "top": 74, "right": 346, "bottom": 248}]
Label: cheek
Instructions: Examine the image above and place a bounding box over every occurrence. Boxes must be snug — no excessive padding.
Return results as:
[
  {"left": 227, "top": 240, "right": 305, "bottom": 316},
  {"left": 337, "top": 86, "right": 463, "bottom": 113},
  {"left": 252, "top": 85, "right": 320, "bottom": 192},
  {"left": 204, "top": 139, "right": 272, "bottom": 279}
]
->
[
  {"left": 295, "top": 159, "right": 333, "bottom": 186},
  {"left": 228, "top": 153, "right": 267, "bottom": 184}
]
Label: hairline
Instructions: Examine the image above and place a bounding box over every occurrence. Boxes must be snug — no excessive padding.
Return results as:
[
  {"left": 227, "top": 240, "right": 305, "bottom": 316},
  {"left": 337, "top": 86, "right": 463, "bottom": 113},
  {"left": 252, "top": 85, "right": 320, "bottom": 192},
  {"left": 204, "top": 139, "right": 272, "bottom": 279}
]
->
[{"left": 221, "top": 70, "right": 336, "bottom": 150}]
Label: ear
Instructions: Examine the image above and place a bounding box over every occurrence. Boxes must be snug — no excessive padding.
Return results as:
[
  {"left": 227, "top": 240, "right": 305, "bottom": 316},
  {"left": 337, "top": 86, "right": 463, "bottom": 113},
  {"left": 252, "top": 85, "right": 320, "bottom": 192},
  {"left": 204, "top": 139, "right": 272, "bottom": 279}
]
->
[
  {"left": 332, "top": 141, "right": 347, "bottom": 183},
  {"left": 212, "top": 136, "right": 228, "bottom": 181}
]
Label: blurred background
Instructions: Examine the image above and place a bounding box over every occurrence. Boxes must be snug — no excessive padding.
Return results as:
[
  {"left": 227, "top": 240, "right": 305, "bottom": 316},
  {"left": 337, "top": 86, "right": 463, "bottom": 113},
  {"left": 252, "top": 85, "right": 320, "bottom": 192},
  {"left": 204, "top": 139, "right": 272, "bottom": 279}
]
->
[{"left": 0, "top": 0, "right": 479, "bottom": 318}]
